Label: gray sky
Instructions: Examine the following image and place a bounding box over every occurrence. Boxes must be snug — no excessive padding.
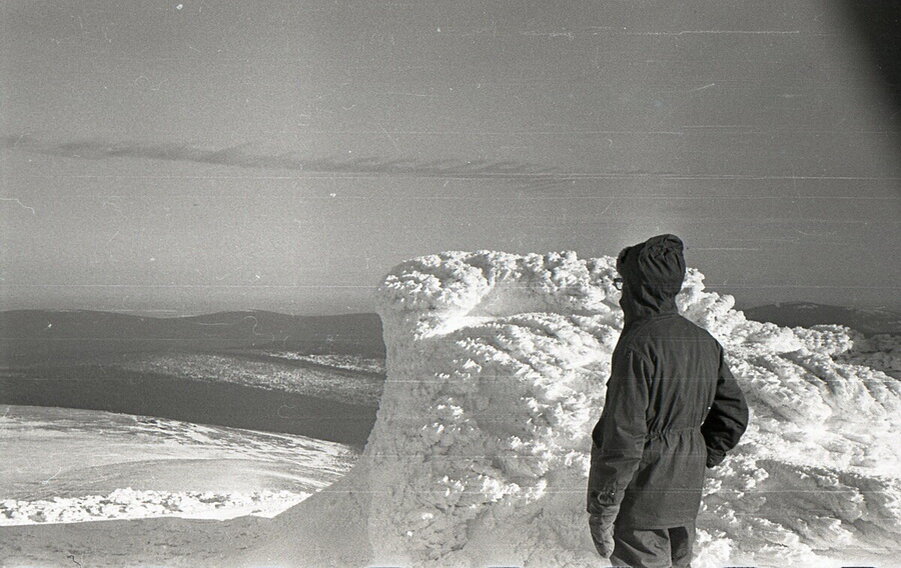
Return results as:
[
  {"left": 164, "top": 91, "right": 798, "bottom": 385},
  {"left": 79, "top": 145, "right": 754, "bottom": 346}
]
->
[{"left": 2, "top": 0, "right": 899, "bottom": 315}]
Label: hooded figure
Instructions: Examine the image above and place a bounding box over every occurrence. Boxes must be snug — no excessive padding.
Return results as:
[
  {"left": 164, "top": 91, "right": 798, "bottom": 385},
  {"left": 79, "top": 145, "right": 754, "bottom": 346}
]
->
[{"left": 587, "top": 234, "right": 749, "bottom": 568}]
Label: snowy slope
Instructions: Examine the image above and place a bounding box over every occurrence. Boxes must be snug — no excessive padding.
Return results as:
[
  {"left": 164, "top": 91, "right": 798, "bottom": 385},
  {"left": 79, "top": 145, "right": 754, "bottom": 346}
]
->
[
  {"left": 237, "top": 250, "right": 901, "bottom": 568},
  {"left": 0, "top": 405, "right": 356, "bottom": 526}
]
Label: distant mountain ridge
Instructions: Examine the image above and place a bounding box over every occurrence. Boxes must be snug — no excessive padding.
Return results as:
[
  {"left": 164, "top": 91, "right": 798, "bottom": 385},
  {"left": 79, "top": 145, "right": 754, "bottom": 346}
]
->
[
  {"left": 0, "top": 309, "right": 386, "bottom": 365},
  {"left": 3, "top": 304, "right": 897, "bottom": 367},
  {"left": 742, "top": 302, "right": 901, "bottom": 336}
]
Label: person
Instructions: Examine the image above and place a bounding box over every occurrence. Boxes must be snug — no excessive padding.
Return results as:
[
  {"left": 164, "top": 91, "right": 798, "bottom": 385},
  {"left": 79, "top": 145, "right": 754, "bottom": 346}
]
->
[{"left": 586, "top": 234, "right": 749, "bottom": 568}]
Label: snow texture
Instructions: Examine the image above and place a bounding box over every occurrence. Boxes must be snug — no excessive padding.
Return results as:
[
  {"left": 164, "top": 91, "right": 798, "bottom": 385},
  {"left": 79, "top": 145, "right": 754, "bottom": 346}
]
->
[
  {"left": 265, "top": 250, "right": 900, "bottom": 568},
  {"left": 835, "top": 333, "right": 901, "bottom": 380},
  {"left": 0, "top": 488, "right": 308, "bottom": 526}
]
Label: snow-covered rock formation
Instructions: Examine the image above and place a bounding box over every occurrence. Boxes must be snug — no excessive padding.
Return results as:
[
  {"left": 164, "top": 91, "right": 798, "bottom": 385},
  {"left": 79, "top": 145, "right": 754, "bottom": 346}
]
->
[{"left": 240, "top": 250, "right": 901, "bottom": 568}]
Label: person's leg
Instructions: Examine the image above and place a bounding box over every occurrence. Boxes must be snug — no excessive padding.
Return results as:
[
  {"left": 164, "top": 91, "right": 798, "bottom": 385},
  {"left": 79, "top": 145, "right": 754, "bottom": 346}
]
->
[
  {"left": 668, "top": 521, "right": 696, "bottom": 568},
  {"left": 608, "top": 524, "right": 672, "bottom": 568}
]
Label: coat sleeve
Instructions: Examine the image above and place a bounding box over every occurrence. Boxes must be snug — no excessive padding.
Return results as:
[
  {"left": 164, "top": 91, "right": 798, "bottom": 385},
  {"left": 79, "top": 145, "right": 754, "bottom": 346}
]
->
[
  {"left": 700, "top": 344, "right": 749, "bottom": 468},
  {"left": 586, "top": 348, "right": 651, "bottom": 516}
]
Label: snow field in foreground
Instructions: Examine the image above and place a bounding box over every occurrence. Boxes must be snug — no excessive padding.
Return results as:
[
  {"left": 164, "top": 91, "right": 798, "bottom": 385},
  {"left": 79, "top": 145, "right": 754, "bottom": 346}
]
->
[{"left": 0, "top": 405, "right": 358, "bottom": 529}]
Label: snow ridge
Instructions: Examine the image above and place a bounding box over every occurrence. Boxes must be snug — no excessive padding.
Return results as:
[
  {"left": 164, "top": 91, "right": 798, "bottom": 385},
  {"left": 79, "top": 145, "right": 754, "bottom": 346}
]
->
[{"left": 0, "top": 488, "right": 308, "bottom": 525}]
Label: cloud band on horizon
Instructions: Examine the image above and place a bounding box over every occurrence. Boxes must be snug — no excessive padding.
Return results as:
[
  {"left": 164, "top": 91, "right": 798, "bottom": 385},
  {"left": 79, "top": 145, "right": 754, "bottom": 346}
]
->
[{"left": 2, "top": 134, "right": 582, "bottom": 189}]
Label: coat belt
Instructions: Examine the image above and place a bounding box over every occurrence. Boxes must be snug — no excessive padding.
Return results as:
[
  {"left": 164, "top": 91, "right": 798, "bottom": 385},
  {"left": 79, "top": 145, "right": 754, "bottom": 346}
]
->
[{"left": 645, "top": 425, "right": 699, "bottom": 440}]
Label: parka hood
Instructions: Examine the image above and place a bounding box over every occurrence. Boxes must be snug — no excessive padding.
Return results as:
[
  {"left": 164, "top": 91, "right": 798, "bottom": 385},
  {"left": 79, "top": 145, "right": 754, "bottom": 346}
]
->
[{"left": 616, "top": 234, "right": 686, "bottom": 324}]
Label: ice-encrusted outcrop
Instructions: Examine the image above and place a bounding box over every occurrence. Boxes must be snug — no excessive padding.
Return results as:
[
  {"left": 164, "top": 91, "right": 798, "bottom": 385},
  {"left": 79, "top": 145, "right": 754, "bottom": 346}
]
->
[
  {"left": 242, "top": 250, "right": 901, "bottom": 568},
  {"left": 835, "top": 333, "right": 901, "bottom": 380}
]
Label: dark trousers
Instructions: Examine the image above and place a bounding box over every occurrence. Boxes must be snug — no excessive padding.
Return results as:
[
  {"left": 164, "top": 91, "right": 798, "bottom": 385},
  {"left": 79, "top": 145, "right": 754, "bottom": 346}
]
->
[{"left": 608, "top": 522, "right": 695, "bottom": 568}]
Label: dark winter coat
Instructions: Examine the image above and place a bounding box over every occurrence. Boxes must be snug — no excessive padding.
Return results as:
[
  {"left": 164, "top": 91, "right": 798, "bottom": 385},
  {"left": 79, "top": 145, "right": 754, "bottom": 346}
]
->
[{"left": 587, "top": 234, "right": 749, "bottom": 528}]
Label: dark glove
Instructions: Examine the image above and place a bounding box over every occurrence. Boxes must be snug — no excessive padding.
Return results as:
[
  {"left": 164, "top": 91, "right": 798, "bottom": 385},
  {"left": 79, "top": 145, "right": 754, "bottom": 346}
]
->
[
  {"left": 588, "top": 510, "right": 617, "bottom": 557},
  {"left": 706, "top": 447, "right": 725, "bottom": 468}
]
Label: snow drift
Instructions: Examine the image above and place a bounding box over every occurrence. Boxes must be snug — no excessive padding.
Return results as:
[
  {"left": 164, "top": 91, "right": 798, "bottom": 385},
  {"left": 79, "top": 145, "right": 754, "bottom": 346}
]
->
[
  {"left": 240, "top": 250, "right": 901, "bottom": 568},
  {"left": 0, "top": 488, "right": 307, "bottom": 525}
]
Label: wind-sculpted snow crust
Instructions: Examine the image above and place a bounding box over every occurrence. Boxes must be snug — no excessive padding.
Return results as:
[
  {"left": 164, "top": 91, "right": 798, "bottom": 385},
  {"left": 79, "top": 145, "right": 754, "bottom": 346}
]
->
[{"left": 244, "top": 250, "right": 901, "bottom": 568}]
